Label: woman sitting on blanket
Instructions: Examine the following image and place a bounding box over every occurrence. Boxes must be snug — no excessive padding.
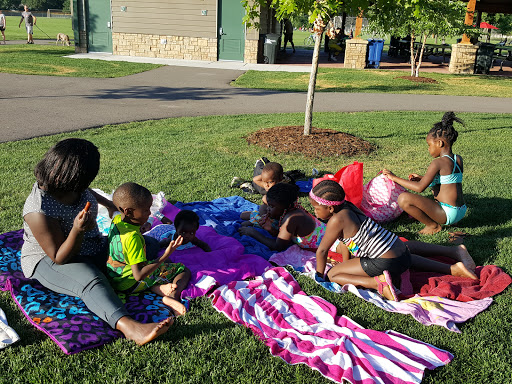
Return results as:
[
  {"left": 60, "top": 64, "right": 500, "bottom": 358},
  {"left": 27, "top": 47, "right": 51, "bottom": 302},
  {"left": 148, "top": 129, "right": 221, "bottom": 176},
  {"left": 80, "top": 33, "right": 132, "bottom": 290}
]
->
[
  {"left": 21, "top": 138, "right": 173, "bottom": 345},
  {"left": 238, "top": 183, "right": 347, "bottom": 256},
  {"left": 310, "top": 180, "right": 478, "bottom": 301}
]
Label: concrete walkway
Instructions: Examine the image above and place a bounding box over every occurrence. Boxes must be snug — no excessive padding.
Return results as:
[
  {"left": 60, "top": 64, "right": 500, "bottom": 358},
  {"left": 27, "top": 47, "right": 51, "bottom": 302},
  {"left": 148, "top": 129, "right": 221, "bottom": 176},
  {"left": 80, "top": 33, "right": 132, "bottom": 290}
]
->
[{"left": 1, "top": 51, "right": 511, "bottom": 142}]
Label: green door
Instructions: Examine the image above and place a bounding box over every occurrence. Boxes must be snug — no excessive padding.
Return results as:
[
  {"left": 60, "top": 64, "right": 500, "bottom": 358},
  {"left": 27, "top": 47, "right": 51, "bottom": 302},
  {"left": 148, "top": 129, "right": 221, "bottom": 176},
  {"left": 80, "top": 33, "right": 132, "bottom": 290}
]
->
[
  {"left": 218, "top": 0, "right": 245, "bottom": 61},
  {"left": 87, "top": 0, "right": 112, "bottom": 53}
]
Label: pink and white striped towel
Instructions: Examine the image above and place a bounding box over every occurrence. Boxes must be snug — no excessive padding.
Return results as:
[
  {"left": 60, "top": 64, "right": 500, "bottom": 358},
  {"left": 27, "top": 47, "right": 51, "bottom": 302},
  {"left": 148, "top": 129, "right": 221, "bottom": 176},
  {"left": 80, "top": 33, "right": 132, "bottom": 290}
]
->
[{"left": 211, "top": 267, "right": 453, "bottom": 384}]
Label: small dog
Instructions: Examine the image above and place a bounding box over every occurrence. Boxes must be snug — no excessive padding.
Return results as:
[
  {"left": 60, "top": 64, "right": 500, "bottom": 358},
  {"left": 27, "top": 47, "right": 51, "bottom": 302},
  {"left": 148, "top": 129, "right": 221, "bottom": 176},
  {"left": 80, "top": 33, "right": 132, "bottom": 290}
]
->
[{"left": 56, "top": 33, "right": 70, "bottom": 46}]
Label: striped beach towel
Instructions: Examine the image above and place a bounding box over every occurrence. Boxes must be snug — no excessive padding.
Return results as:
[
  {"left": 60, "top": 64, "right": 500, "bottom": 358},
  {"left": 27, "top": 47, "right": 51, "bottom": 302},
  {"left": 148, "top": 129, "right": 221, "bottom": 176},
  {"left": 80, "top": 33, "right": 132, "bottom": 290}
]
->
[{"left": 211, "top": 267, "right": 453, "bottom": 384}]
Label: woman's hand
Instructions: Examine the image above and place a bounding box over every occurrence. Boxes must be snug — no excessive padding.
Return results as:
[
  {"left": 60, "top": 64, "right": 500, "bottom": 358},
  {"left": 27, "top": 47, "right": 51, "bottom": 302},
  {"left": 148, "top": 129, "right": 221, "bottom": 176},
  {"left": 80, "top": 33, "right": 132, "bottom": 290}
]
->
[{"left": 73, "top": 210, "right": 92, "bottom": 233}]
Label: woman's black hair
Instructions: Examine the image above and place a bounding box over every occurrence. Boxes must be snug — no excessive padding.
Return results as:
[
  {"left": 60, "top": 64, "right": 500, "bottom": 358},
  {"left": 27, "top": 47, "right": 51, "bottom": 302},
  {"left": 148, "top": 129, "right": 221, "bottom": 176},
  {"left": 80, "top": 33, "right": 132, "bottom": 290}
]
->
[
  {"left": 428, "top": 111, "right": 464, "bottom": 146},
  {"left": 174, "top": 210, "right": 200, "bottom": 229},
  {"left": 266, "top": 183, "right": 299, "bottom": 208},
  {"left": 35, "top": 138, "right": 100, "bottom": 193},
  {"left": 311, "top": 180, "right": 345, "bottom": 203}
]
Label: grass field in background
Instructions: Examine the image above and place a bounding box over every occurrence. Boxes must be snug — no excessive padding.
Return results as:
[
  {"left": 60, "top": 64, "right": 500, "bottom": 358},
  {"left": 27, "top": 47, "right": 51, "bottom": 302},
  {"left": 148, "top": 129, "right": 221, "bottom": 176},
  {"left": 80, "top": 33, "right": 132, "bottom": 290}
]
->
[
  {"left": 0, "top": 45, "right": 161, "bottom": 77},
  {"left": 0, "top": 111, "right": 511, "bottom": 384},
  {"left": 2, "top": 16, "right": 73, "bottom": 41},
  {"left": 233, "top": 67, "right": 512, "bottom": 97}
]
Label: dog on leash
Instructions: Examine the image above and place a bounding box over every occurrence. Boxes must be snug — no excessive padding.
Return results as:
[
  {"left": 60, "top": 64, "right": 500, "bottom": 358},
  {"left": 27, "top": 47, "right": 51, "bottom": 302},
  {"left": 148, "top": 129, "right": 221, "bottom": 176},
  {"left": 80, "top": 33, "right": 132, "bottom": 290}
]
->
[{"left": 56, "top": 33, "right": 70, "bottom": 46}]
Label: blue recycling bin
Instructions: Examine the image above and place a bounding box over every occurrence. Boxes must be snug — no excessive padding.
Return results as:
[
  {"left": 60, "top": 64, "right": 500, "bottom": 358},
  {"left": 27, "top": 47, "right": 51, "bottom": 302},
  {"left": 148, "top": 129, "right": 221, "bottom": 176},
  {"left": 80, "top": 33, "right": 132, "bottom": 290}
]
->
[{"left": 367, "top": 39, "right": 385, "bottom": 68}]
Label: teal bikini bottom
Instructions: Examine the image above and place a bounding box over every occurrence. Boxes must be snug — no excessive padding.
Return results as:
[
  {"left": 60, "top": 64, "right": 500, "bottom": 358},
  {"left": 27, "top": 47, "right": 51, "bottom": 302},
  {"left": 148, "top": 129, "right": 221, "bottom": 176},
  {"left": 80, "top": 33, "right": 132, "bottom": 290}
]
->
[{"left": 439, "top": 202, "right": 467, "bottom": 225}]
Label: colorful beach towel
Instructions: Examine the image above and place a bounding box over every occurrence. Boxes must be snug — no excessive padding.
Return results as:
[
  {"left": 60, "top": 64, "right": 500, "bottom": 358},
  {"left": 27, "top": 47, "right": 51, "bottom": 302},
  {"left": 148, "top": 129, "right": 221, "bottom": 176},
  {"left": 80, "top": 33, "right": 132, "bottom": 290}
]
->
[
  {"left": 0, "top": 216, "right": 270, "bottom": 353},
  {"left": 0, "top": 230, "right": 173, "bottom": 354},
  {"left": 211, "top": 267, "right": 453, "bottom": 384}
]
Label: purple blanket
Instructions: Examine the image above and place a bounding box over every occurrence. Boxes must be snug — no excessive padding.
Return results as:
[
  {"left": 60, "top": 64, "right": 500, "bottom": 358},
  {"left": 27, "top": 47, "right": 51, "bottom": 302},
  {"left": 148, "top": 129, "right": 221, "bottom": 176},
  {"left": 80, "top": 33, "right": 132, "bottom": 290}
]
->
[{"left": 158, "top": 202, "right": 271, "bottom": 298}]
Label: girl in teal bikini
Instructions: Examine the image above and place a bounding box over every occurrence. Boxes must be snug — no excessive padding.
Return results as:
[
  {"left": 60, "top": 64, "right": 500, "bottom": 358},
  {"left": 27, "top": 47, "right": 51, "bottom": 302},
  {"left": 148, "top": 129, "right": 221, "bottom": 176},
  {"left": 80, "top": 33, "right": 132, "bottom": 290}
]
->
[{"left": 382, "top": 112, "right": 467, "bottom": 235}]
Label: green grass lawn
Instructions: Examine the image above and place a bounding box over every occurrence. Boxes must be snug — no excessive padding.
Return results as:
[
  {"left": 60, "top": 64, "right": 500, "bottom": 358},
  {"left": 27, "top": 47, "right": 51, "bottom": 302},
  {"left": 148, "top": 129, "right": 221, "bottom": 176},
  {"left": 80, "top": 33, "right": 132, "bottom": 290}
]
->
[
  {"left": 0, "top": 45, "right": 161, "bottom": 77},
  {"left": 2, "top": 15, "right": 73, "bottom": 41},
  {"left": 233, "top": 68, "right": 512, "bottom": 98},
  {"left": 1, "top": 111, "right": 511, "bottom": 383}
]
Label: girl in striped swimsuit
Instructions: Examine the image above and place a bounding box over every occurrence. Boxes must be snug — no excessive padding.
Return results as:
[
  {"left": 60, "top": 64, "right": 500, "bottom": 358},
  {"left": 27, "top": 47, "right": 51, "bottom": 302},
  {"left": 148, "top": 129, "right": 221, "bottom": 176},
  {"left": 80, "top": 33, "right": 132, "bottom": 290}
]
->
[
  {"left": 310, "top": 180, "right": 477, "bottom": 301},
  {"left": 311, "top": 180, "right": 410, "bottom": 301}
]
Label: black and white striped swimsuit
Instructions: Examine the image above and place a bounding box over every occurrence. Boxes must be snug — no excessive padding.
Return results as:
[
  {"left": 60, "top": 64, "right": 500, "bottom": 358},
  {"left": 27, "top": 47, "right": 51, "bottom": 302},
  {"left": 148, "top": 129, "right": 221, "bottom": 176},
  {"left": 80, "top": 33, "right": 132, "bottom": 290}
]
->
[{"left": 342, "top": 217, "right": 398, "bottom": 259}]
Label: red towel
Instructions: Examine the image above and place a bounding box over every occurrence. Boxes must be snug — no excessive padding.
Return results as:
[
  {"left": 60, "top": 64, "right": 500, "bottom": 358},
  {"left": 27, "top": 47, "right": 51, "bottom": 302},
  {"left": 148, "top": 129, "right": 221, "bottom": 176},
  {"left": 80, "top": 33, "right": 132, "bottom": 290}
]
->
[{"left": 400, "top": 259, "right": 511, "bottom": 302}]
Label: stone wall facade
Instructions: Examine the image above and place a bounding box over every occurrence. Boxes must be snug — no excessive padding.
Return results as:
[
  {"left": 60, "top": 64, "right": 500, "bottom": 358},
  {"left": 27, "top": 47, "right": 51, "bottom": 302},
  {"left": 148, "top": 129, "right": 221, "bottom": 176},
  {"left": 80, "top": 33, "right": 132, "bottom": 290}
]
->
[
  {"left": 112, "top": 32, "right": 218, "bottom": 61},
  {"left": 244, "top": 39, "right": 259, "bottom": 64},
  {"left": 449, "top": 44, "right": 478, "bottom": 74},
  {"left": 344, "top": 39, "right": 368, "bottom": 69}
]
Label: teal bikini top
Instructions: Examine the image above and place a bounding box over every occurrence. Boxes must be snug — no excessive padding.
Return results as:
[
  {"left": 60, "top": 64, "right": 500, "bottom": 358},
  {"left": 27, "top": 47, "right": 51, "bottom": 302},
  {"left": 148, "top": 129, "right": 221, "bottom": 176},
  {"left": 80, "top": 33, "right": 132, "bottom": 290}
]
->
[{"left": 429, "top": 154, "right": 463, "bottom": 188}]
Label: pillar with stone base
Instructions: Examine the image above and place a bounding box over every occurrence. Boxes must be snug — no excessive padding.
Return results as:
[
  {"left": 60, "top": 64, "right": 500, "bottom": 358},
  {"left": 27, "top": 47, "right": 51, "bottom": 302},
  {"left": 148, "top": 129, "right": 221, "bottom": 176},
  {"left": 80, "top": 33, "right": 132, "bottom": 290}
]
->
[
  {"left": 449, "top": 43, "right": 478, "bottom": 74},
  {"left": 344, "top": 39, "right": 368, "bottom": 69}
]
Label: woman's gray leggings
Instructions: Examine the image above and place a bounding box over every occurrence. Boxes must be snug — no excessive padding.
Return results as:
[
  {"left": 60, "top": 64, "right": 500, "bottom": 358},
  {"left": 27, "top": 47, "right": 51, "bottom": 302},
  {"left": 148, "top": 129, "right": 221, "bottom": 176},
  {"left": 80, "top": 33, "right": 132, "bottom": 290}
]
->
[{"left": 31, "top": 257, "right": 129, "bottom": 329}]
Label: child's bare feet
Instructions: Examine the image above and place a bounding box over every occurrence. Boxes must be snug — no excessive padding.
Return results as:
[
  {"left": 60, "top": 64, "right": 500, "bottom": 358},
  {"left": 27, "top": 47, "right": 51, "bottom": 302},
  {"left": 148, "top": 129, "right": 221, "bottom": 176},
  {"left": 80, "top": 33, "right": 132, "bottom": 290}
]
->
[
  {"left": 450, "top": 261, "right": 478, "bottom": 280},
  {"left": 418, "top": 224, "right": 442, "bottom": 235},
  {"left": 454, "top": 244, "right": 476, "bottom": 271},
  {"left": 162, "top": 296, "right": 187, "bottom": 317},
  {"left": 117, "top": 317, "right": 173, "bottom": 346},
  {"left": 160, "top": 283, "right": 178, "bottom": 296}
]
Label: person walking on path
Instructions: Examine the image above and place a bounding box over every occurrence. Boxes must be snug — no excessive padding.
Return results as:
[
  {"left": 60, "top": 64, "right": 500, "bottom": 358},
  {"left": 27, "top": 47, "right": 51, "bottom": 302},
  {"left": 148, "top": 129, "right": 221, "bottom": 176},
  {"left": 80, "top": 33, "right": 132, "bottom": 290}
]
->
[
  {"left": 19, "top": 5, "right": 36, "bottom": 44},
  {"left": 0, "top": 10, "right": 6, "bottom": 44}
]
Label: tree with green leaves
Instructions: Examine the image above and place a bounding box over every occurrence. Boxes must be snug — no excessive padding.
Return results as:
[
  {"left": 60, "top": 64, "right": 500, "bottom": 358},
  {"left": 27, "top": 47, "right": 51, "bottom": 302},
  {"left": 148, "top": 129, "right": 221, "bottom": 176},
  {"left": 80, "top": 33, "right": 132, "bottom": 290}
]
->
[
  {"left": 243, "top": 0, "right": 364, "bottom": 135},
  {"left": 483, "top": 13, "right": 512, "bottom": 37},
  {"left": 365, "top": 0, "right": 469, "bottom": 77}
]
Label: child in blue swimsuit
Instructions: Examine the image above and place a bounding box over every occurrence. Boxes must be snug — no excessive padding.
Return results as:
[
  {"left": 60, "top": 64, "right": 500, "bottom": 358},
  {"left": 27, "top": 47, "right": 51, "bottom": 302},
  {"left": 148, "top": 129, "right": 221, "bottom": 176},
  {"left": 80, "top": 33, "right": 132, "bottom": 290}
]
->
[{"left": 382, "top": 112, "right": 467, "bottom": 235}]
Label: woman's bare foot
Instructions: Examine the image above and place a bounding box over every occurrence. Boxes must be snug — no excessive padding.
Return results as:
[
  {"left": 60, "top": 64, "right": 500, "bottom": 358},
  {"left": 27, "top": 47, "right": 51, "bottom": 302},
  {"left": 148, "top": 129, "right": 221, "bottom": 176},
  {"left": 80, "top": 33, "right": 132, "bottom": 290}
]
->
[
  {"left": 450, "top": 262, "right": 478, "bottom": 280},
  {"left": 162, "top": 296, "right": 187, "bottom": 316},
  {"left": 453, "top": 244, "right": 476, "bottom": 271},
  {"left": 116, "top": 316, "right": 173, "bottom": 346},
  {"left": 418, "top": 224, "right": 442, "bottom": 235}
]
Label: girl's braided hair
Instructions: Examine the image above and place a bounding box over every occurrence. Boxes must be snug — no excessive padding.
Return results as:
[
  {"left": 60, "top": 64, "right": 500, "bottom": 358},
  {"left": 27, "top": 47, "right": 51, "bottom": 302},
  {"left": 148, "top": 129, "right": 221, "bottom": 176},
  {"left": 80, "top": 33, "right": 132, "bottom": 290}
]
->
[
  {"left": 428, "top": 111, "right": 464, "bottom": 145},
  {"left": 311, "top": 180, "right": 345, "bottom": 203}
]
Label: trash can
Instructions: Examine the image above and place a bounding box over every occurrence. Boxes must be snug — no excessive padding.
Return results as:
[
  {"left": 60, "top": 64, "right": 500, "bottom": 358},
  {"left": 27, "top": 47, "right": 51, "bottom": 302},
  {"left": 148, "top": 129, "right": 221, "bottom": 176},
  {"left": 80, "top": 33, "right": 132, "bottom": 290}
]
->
[
  {"left": 263, "top": 33, "right": 280, "bottom": 64},
  {"left": 367, "top": 39, "right": 385, "bottom": 68},
  {"left": 475, "top": 43, "right": 495, "bottom": 74}
]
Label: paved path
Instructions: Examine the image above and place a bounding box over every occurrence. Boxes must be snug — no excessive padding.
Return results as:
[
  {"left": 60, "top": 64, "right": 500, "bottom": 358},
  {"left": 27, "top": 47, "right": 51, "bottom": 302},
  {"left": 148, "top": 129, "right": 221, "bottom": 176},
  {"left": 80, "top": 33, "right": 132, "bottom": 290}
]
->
[{"left": 1, "top": 53, "right": 511, "bottom": 142}]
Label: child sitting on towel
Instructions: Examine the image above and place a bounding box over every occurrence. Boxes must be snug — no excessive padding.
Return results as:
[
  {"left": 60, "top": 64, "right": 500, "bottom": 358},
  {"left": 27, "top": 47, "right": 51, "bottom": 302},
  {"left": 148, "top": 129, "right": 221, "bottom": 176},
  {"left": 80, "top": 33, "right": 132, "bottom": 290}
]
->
[
  {"left": 144, "top": 210, "right": 211, "bottom": 253},
  {"left": 107, "top": 182, "right": 191, "bottom": 317},
  {"left": 240, "top": 161, "right": 287, "bottom": 236}
]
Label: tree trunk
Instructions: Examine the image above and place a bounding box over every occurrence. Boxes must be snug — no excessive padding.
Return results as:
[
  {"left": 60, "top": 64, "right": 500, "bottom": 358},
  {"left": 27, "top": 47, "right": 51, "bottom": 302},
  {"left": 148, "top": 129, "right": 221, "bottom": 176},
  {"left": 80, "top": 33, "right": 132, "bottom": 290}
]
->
[
  {"left": 415, "top": 34, "right": 428, "bottom": 77},
  {"left": 304, "top": 30, "right": 323, "bottom": 136},
  {"left": 409, "top": 34, "right": 416, "bottom": 77}
]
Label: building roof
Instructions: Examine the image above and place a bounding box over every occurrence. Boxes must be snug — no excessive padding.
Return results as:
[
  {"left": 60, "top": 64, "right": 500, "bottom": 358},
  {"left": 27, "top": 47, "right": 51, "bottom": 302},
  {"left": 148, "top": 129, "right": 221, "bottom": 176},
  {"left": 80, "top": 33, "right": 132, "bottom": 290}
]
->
[{"left": 475, "top": 0, "right": 512, "bottom": 14}]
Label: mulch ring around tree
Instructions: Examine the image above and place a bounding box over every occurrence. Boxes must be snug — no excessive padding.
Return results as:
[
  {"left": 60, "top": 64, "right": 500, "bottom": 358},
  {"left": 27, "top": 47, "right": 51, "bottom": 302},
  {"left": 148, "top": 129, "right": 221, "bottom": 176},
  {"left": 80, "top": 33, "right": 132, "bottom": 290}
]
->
[
  {"left": 245, "top": 126, "right": 376, "bottom": 158},
  {"left": 395, "top": 76, "right": 438, "bottom": 84}
]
